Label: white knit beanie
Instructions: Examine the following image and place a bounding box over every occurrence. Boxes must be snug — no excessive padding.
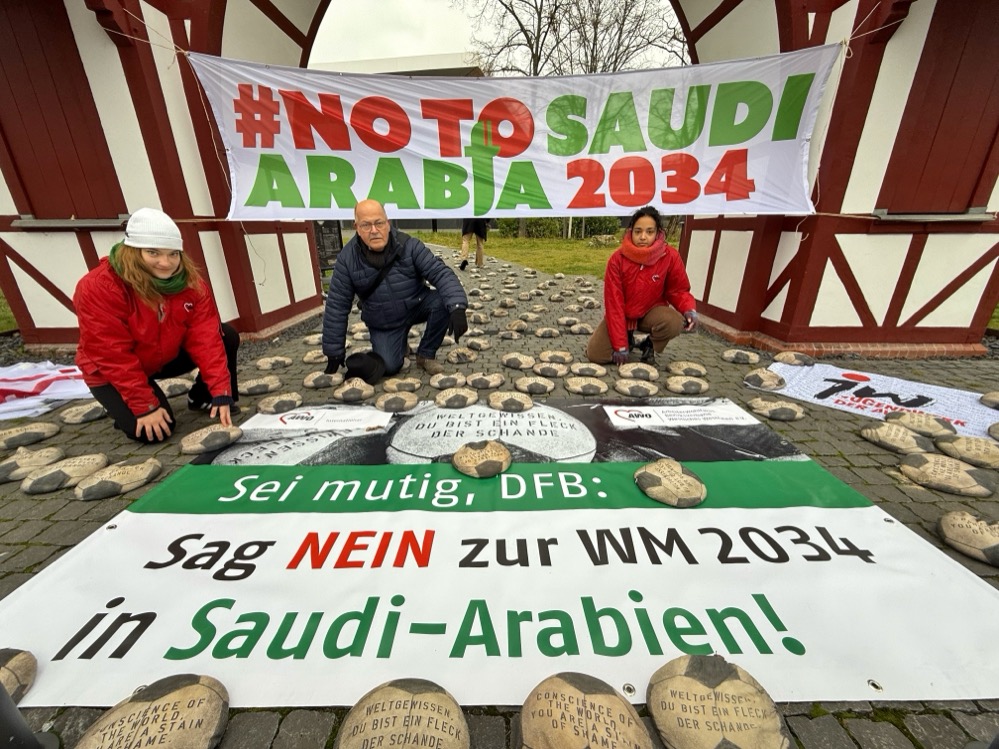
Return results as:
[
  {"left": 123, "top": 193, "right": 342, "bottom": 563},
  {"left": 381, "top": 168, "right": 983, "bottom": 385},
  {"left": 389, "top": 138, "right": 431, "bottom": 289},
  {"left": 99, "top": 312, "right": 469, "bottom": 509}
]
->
[{"left": 124, "top": 208, "right": 183, "bottom": 251}]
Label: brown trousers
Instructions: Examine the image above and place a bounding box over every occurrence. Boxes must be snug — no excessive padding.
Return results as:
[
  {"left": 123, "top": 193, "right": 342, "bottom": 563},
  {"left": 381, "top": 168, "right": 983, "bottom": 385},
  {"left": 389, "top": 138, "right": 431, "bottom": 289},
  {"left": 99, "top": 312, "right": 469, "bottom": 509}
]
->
[
  {"left": 460, "top": 233, "right": 484, "bottom": 267},
  {"left": 585, "top": 305, "right": 684, "bottom": 364}
]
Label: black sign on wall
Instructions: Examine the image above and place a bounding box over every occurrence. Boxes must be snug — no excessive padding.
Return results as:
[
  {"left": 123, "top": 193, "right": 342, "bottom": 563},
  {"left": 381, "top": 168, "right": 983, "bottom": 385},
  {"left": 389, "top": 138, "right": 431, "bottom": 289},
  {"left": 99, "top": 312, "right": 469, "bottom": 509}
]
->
[{"left": 314, "top": 220, "right": 343, "bottom": 272}]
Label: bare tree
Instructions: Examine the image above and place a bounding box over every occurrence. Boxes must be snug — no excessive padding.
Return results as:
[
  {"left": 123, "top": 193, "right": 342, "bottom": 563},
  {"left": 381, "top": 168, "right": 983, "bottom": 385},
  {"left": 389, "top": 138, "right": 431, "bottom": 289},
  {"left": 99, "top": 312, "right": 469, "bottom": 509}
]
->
[{"left": 456, "top": 0, "right": 687, "bottom": 78}]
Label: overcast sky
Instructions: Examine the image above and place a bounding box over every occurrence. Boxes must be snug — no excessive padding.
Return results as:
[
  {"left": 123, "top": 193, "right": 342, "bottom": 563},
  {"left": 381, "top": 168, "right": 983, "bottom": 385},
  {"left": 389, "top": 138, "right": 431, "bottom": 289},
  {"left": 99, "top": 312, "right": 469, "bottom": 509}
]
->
[{"left": 311, "top": 0, "right": 475, "bottom": 64}]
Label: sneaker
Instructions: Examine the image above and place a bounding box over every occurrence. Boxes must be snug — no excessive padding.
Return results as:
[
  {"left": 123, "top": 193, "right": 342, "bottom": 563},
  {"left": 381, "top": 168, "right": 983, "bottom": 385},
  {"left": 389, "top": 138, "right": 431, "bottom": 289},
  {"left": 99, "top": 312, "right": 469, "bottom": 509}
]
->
[
  {"left": 459, "top": 259, "right": 468, "bottom": 271},
  {"left": 416, "top": 356, "right": 444, "bottom": 376},
  {"left": 639, "top": 337, "right": 656, "bottom": 363}
]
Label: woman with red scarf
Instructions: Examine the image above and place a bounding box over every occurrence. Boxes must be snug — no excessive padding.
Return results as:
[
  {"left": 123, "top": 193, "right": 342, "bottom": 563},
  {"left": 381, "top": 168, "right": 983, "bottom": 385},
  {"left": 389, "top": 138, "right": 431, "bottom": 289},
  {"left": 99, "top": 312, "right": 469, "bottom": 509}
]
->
[{"left": 585, "top": 206, "right": 697, "bottom": 365}]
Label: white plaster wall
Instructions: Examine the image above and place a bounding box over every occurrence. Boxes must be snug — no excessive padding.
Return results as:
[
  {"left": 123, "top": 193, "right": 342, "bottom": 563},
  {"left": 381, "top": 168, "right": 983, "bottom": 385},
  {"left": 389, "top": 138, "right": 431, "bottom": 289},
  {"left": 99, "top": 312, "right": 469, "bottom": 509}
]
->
[
  {"left": 695, "top": 0, "right": 779, "bottom": 63},
  {"left": 0, "top": 177, "right": 16, "bottom": 215},
  {"left": 707, "top": 231, "right": 751, "bottom": 312},
  {"left": 685, "top": 230, "right": 714, "bottom": 300},
  {"left": 768, "top": 231, "right": 801, "bottom": 286},
  {"left": 988, "top": 173, "right": 999, "bottom": 214},
  {"left": 840, "top": 0, "right": 936, "bottom": 214},
  {"left": 900, "top": 233, "right": 999, "bottom": 326},
  {"left": 92, "top": 231, "right": 124, "bottom": 258},
  {"left": 678, "top": 0, "right": 726, "bottom": 33},
  {"left": 285, "top": 231, "right": 319, "bottom": 303},
  {"left": 144, "top": 7, "right": 214, "bottom": 216},
  {"left": 760, "top": 284, "right": 787, "bottom": 322},
  {"left": 0, "top": 233, "right": 91, "bottom": 327},
  {"left": 245, "top": 234, "right": 291, "bottom": 314},
  {"left": 198, "top": 231, "right": 239, "bottom": 322},
  {"left": 223, "top": 0, "right": 303, "bottom": 65},
  {"left": 835, "top": 233, "right": 911, "bottom": 325},
  {"left": 271, "top": 0, "right": 317, "bottom": 34},
  {"left": 64, "top": 0, "right": 160, "bottom": 209},
  {"left": 808, "top": 2, "right": 857, "bottom": 188},
  {"left": 810, "top": 259, "right": 862, "bottom": 326}
]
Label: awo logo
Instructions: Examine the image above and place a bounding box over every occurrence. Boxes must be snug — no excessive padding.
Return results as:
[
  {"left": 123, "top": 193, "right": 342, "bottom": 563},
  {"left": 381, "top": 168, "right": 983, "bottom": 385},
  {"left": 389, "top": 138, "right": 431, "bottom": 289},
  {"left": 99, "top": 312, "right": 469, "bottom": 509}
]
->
[
  {"left": 815, "top": 372, "right": 935, "bottom": 408},
  {"left": 614, "top": 408, "right": 653, "bottom": 421},
  {"left": 279, "top": 412, "right": 316, "bottom": 424}
]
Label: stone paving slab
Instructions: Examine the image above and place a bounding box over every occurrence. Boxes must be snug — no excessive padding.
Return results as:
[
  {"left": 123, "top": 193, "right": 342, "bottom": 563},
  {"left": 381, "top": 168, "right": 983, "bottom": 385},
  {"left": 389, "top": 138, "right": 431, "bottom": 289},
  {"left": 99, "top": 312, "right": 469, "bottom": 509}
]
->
[{"left": 0, "top": 246, "right": 996, "bottom": 747}]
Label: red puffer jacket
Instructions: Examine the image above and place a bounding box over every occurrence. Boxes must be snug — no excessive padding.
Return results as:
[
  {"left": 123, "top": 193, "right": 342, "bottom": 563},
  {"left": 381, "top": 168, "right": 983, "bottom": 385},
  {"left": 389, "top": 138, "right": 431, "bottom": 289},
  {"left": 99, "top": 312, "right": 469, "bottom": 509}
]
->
[
  {"left": 74, "top": 258, "right": 231, "bottom": 415},
  {"left": 603, "top": 244, "right": 695, "bottom": 351}
]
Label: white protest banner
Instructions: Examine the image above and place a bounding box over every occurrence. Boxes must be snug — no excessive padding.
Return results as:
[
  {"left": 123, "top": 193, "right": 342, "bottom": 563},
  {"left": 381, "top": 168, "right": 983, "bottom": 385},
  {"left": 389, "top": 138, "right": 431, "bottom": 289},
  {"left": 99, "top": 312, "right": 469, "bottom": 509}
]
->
[
  {"left": 767, "top": 363, "right": 998, "bottom": 437},
  {"left": 240, "top": 406, "right": 393, "bottom": 432},
  {"left": 188, "top": 45, "right": 841, "bottom": 220},
  {"left": 2, "top": 460, "right": 999, "bottom": 707}
]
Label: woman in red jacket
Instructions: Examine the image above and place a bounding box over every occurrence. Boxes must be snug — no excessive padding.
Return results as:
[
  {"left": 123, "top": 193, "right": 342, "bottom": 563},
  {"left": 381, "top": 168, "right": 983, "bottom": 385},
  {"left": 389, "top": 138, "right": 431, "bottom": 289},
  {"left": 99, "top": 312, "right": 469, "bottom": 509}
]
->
[
  {"left": 74, "top": 208, "right": 240, "bottom": 443},
  {"left": 586, "top": 205, "right": 698, "bottom": 366}
]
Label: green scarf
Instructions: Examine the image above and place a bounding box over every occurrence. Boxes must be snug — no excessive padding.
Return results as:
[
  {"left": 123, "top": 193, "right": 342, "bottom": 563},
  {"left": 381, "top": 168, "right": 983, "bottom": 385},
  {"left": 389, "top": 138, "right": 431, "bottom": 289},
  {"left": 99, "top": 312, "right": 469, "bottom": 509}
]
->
[{"left": 109, "top": 242, "right": 188, "bottom": 295}]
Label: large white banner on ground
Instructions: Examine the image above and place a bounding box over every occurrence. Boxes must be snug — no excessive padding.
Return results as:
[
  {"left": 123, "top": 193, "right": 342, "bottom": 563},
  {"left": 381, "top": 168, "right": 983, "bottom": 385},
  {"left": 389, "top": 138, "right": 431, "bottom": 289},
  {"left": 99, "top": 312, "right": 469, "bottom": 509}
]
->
[
  {"left": 188, "top": 46, "right": 841, "bottom": 220},
  {"left": 2, "top": 460, "right": 998, "bottom": 707},
  {"left": 766, "top": 362, "right": 998, "bottom": 437}
]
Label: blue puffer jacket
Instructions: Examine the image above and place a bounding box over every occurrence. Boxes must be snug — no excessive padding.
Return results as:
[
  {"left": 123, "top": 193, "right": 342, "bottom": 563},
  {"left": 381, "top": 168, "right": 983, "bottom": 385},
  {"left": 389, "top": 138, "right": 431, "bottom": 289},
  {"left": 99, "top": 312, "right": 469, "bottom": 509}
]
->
[{"left": 322, "top": 230, "right": 467, "bottom": 360}]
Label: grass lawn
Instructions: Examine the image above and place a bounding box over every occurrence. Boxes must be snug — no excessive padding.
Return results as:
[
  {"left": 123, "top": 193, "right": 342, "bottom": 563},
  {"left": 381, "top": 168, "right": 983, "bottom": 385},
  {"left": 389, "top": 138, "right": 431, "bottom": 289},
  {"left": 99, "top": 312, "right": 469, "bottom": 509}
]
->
[
  {"left": 991, "top": 302, "right": 999, "bottom": 330},
  {"left": 0, "top": 294, "right": 15, "bottom": 331},
  {"left": 413, "top": 231, "right": 617, "bottom": 279}
]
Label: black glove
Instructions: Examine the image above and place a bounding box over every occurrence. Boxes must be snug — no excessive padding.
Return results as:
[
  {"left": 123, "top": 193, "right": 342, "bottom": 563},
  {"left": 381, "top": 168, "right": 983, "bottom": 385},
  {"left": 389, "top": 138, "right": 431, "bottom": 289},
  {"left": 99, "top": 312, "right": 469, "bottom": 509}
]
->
[
  {"left": 447, "top": 308, "right": 468, "bottom": 342},
  {"left": 325, "top": 355, "right": 344, "bottom": 375}
]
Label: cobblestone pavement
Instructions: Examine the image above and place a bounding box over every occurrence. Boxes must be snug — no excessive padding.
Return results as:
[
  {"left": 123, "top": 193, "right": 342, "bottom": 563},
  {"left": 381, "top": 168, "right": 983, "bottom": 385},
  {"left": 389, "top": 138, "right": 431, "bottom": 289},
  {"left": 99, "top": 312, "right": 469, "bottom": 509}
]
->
[{"left": 4, "top": 246, "right": 999, "bottom": 748}]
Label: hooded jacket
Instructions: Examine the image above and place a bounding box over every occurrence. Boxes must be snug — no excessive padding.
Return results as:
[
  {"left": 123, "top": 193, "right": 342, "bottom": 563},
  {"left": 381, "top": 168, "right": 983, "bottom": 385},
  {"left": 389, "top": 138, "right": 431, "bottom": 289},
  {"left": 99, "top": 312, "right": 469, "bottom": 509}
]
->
[{"left": 74, "top": 257, "right": 232, "bottom": 415}]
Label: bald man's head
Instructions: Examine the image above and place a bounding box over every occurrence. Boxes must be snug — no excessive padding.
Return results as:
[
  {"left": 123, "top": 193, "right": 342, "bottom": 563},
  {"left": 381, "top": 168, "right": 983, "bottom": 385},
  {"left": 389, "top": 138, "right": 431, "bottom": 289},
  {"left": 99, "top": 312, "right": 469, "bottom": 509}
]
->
[{"left": 354, "top": 200, "right": 390, "bottom": 251}]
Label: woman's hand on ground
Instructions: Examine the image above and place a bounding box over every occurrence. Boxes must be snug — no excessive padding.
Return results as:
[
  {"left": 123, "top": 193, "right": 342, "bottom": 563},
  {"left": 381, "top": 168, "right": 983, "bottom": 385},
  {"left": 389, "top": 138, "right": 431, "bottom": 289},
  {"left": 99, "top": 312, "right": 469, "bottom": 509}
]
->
[
  {"left": 135, "top": 407, "right": 173, "bottom": 442},
  {"left": 211, "top": 404, "right": 233, "bottom": 428}
]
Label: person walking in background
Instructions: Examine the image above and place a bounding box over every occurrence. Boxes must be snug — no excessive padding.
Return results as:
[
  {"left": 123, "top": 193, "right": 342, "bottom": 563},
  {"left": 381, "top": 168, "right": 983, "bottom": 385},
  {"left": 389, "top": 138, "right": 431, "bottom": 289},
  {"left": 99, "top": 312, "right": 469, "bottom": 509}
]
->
[
  {"left": 74, "top": 207, "right": 240, "bottom": 443},
  {"left": 322, "top": 199, "right": 468, "bottom": 381},
  {"left": 459, "top": 217, "right": 489, "bottom": 270},
  {"left": 586, "top": 205, "right": 697, "bottom": 366}
]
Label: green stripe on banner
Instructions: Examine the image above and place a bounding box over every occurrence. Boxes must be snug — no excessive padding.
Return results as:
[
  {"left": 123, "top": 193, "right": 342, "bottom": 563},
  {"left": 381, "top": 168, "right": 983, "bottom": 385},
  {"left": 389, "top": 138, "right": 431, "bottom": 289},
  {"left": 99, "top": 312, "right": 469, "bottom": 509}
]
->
[{"left": 129, "top": 460, "right": 870, "bottom": 515}]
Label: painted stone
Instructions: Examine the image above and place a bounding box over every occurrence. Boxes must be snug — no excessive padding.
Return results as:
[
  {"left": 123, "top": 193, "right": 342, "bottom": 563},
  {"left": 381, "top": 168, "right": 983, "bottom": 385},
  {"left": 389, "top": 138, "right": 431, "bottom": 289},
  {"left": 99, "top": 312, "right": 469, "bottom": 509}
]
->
[
  {"left": 487, "top": 391, "right": 534, "bottom": 413},
  {"left": 435, "top": 387, "right": 479, "bottom": 409},
  {"left": 614, "top": 379, "right": 659, "bottom": 397},
  {"left": 0, "top": 446, "right": 65, "bottom": 483},
  {"left": 569, "top": 323, "right": 594, "bottom": 335},
  {"left": 384, "top": 377, "right": 422, "bottom": 393},
  {"left": 666, "top": 376, "right": 710, "bottom": 395},
  {"left": 635, "top": 458, "right": 707, "bottom": 508},
  {"left": 157, "top": 378, "right": 194, "bottom": 398},
  {"left": 648, "top": 654, "right": 790, "bottom": 749},
  {"left": 743, "top": 368, "right": 786, "bottom": 390},
  {"left": 76, "top": 674, "right": 228, "bottom": 749},
  {"left": 859, "top": 422, "right": 935, "bottom": 454},
  {"left": 668, "top": 361, "right": 708, "bottom": 377},
  {"left": 303, "top": 371, "right": 343, "bottom": 389},
  {"left": 239, "top": 375, "right": 282, "bottom": 395},
  {"left": 515, "top": 376, "right": 555, "bottom": 395},
  {"left": 506, "top": 320, "right": 529, "bottom": 333},
  {"left": 533, "top": 362, "right": 569, "bottom": 378},
  {"left": 452, "top": 440, "right": 512, "bottom": 478},
  {"left": 256, "top": 355, "right": 293, "bottom": 370},
  {"left": 900, "top": 453, "right": 996, "bottom": 497},
  {"left": 935, "top": 435, "right": 999, "bottom": 469},
  {"left": 498, "top": 331, "right": 523, "bottom": 340},
  {"left": 430, "top": 372, "right": 467, "bottom": 390},
  {"left": 467, "top": 372, "right": 506, "bottom": 389},
  {"left": 0, "top": 422, "right": 60, "bottom": 450},
  {"left": 0, "top": 648, "right": 36, "bottom": 704},
  {"left": 302, "top": 349, "right": 327, "bottom": 364},
  {"left": 521, "top": 673, "right": 652, "bottom": 749},
  {"left": 466, "top": 328, "right": 485, "bottom": 337},
  {"left": 537, "top": 350, "right": 571, "bottom": 364},
  {"left": 548, "top": 293, "right": 565, "bottom": 302},
  {"left": 557, "top": 316, "right": 579, "bottom": 327},
  {"left": 352, "top": 330, "right": 371, "bottom": 341},
  {"left": 75, "top": 457, "right": 162, "bottom": 501},
  {"left": 468, "top": 311, "right": 489, "bottom": 325},
  {"left": 721, "top": 349, "right": 761, "bottom": 365},
  {"left": 257, "top": 392, "right": 304, "bottom": 414},
  {"left": 570, "top": 362, "right": 607, "bottom": 377},
  {"left": 534, "top": 327, "right": 561, "bottom": 338},
  {"left": 582, "top": 299, "right": 601, "bottom": 309},
  {"left": 618, "top": 362, "right": 660, "bottom": 381},
  {"left": 747, "top": 396, "right": 805, "bottom": 422},
  {"left": 446, "top": 347, "right": 478, "bottom": 364},
  {"left": 335, "top": 679, "right": 468, "bottom": 749},
  {"left": 502, "top": 353, "right": 536, "bottom": 370},
  {"left": 529, "top": 304, "right": 548, "bottom": 314},
  {"left": 376, "top": 392, "right": 419, "bottom": 413},
  {"left": 349, "top": 322, "right": 368, "bottom": 334},
  {"left": 490, "top": 308, "right": 510, "bottom": 318},
  {"left": 991, "top": 422, "right": 999, "bottom": 441},
  {"left": 980, "top": 391, "right": 999, "bottom": 409},
  {"left": 180, "top": 425, "right": 244, "bottom": 454},
  {"left": 773, "top": 350, "right": 815, "bottom": 366},
  {"left": 519, "top": 312, "right": 541, "bottom": 323},
  {"left": 333, "top": 378, "right": 376, "bottom": 403},
  {"left": 884, "top": 411, "right": 957, "bottom": 438},
  {"left": 565, "top": 377, "right": 609, "bottom": 395},
  {"left": 303, "top": 333, "right": 322, "bottom": 345},
  {"left": 499, "top": 298, "right": 518, "bottom": 308},
  {"left": 937, "top": 511, "right": 999, "bottom": 567},
  {"left": 466, "top": 337, "right": 492, "bottom": 352},
  {"left": 564, "top": 304, "right": 583, "bottom": 313},
  {"left": 21, "top": 453, "right": 109, "bottom": 494}
]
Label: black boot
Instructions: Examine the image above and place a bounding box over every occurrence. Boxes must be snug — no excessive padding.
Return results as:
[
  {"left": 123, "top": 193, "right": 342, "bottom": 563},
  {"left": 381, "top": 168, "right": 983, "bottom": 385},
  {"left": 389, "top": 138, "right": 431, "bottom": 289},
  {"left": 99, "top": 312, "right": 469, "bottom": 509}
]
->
[
  {"left": 639, "top": 336, "right": 656, "bottom": 363},
  {"left": 459, "top": 259, "right": 468, "bottom": 271}
]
